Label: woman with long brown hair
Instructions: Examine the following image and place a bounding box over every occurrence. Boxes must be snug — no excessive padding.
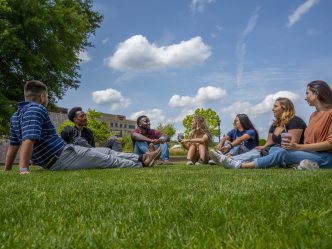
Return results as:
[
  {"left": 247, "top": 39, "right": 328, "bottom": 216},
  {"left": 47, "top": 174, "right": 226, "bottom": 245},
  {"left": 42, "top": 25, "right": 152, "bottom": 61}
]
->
[
  {"left": 180, "top": 115, "right": 212, "bottom": 165},
  {"left": 210, "top": 97, "right": 306, "bottom": 168},
  {"left": 219, "top": 80, "right": 332, "bottom": 169}
]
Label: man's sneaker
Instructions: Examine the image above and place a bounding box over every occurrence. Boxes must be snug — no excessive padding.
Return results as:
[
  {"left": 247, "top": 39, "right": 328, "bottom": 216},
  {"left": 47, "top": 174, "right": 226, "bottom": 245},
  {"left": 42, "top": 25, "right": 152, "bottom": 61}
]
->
[
  {"left": 186, "top": 160, "right": 194, "bottom": 165},
  {"left": 209, "top": 150, "right": 227, "bottom": 166},
  {"left": 295, "top": 159, "right": 319, "bottom": 170},
  {"left": 223, "top": 157, "right": 242, "bottom": 169},
  {"left": 208, "top": 159, "right": 216, "bottom": 165},
  {"left": 142, "top": 147, "right": 162, "bottom": 167},
  {"left": 162, "top": 160, "right": 173, "bottom": 165}
]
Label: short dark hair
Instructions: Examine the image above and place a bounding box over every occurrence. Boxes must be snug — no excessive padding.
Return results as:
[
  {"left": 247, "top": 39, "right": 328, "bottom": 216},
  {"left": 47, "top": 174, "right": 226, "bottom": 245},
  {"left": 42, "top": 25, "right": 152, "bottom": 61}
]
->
[
  {"left": 68, "top": 107, "right": 82, "bottom": 122},
  {"left": 136, "top": 115, "right": 148, "bottom": 126},
  {"left": 24, "top": 80, "right": 47, "bottom": 101}
]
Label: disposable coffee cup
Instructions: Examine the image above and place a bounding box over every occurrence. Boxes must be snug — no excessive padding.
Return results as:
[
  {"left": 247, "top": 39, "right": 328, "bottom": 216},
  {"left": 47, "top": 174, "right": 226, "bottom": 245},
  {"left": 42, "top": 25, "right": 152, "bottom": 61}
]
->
[
  {"left": 177, "top": 133, "right": 184, "bottom": 141},
  {"left": 281, "top": 133, "right": 292, "bottom": 144}
]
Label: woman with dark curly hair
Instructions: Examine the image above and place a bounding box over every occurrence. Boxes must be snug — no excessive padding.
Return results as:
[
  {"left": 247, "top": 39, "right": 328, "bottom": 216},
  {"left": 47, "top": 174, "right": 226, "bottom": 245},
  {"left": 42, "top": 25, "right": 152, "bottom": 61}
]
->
[{"left": 180, "top": 115, "right": 212, "bottom": 165}]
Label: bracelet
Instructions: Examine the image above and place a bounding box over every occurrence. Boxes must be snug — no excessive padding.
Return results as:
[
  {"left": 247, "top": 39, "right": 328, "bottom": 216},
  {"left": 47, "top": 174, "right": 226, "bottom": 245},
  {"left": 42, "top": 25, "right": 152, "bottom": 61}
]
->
[
  {"left": 20, "top": 167, "right": 29, "bottom": 173},
  {"left": 228, "top": 143, "right": 233, "bottom": 148}
]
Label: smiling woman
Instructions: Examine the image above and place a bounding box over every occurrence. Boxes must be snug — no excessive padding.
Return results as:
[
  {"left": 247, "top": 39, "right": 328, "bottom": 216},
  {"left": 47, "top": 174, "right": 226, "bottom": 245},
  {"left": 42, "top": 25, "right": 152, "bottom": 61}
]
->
[
  {"left": 239, "top": 80, "right": 332, "bottom": 169},
  {"left": 210, "top": 97, "right": 307, "bottom": 169}
]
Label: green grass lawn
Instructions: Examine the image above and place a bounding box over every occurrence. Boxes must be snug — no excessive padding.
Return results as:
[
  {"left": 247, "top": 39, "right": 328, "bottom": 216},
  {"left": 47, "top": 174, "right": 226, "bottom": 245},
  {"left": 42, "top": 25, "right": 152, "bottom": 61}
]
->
[{"left": 1, "top": 164, "right": 332, "bottom": 248}]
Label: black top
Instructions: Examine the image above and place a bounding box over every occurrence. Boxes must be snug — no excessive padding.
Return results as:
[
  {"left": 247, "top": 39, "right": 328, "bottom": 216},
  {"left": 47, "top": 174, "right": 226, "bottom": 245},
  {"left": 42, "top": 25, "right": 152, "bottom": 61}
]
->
[
  {"left": 269, "top": 115, "right": 307, "bottom": 145},
  {"left": 61, "top": 126, "right": 95, "bottom": 148}
]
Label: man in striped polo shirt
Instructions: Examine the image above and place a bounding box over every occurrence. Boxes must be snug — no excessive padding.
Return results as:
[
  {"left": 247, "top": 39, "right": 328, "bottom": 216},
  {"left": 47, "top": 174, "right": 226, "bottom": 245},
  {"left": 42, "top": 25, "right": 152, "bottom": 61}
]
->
[{"left": 4, "top": 80, "right": 161, "bottom": 174}]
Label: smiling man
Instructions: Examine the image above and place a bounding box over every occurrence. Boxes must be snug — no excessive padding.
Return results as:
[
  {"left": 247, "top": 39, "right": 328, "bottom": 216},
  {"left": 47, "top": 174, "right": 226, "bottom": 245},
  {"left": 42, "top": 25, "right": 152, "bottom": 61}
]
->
[
  {"left": 61, "top": 107, "right": 95, "bottom": 148},
  {"left": 131, "top": 115, "right": 172, "bottom": 164},
  {"left": 4, "top": 80, "right": 161, "bottom": 174}
]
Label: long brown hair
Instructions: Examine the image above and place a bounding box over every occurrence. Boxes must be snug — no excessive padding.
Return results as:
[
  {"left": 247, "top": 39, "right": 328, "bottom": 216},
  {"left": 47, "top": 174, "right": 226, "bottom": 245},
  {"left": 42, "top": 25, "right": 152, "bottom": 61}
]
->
[
  {"left": 189, "top": 115, "right": 212, "bottom": 142},
  {"left": 272, "top": 97, "right": 295, "bottom": 127},
  {"left": 307, "top": 80, "right": 332, "bottom": 108}
]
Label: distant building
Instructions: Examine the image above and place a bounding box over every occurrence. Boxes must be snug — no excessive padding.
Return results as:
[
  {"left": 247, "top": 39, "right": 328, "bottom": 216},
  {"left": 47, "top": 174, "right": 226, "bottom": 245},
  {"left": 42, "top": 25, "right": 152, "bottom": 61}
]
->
[
  {"left": 47, "top": 107, "right": 136, "bottom": 136},
  {"left": 98, "top": 113, "right": 136, "bottom": 135},
  {"left": 48, "top": 107, "right": 68, "bottom": 131}
]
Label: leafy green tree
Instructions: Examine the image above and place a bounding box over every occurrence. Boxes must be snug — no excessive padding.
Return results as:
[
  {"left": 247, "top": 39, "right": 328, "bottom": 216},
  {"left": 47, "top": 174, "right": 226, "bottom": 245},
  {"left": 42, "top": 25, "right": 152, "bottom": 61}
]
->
[
  {"left": 86, "top": 109, "right": 110, "bottom": 143},
  {"left": 182, "top": 108, "right": 221, "bottom": 138},
  {"left": 0, "top": 0, "right": 102, "bottom": 135},
  {"left": 121, "top": 132, "right": 133, "bottom": 153},
  {"left": 156, "top": 123, "right": 176, "bottom": 140},
  {"left": 57, "top": 109, "right": 110, "bottom": 144}
]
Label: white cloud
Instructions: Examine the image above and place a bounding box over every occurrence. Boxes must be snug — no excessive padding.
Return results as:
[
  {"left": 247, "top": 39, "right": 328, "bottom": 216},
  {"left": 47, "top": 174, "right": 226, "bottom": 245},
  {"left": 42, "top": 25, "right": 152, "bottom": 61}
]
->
[
  {"left": 78, "top": 50, "right": 91, "bottom": 63},
  {"left": 172, "top": 108, "right": 196, "bottom": 124},
  {"left": 92, "top": 88, "right": 131, "bottom": 111},
  {"left": 191, "top": 0, "right": 216, "bottom": 13},
  {"left": 129, "top": 109, "right": 166, "bottom": 128},
  {"left": 102, "top": 38, "right": 109, "bottom": 44},
  {"left": 211, "top": 24, "right": 223, "bottom": 38},
  {"left": 287, "top": 0, "right": 319, "bottom": 28},
  {"left": 221, "top": 91, "right": 300, "bottom": 117},
  {"left": 236, "top": 8, "right": 260, "bottom": 86},
  {"left": 169, "top": 86, "right": 226, "bottom": 108},
  {"left": 104, "top": 35, "right": 211, "bottom": 72}
]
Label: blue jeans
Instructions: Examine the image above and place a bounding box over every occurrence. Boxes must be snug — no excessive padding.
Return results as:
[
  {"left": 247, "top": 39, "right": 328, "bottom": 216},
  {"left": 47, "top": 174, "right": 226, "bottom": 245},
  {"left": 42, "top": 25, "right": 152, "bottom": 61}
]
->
[
  {"left": 134, "top": 141, "right": 169, "bottom": 161},
  {"left": 224, "top": 142, "right": 250, "bottom": 156},
  {"left": 255, "top": 147, "right": 332, "bottom": 168},
  {"left": 232, "top": 148, "right": 261, "bottom": 163}
]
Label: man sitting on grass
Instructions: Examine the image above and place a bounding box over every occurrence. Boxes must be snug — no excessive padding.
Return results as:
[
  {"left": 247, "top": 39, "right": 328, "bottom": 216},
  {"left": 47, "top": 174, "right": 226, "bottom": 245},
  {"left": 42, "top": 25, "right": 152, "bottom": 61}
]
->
[
  {"left": 61, "top": 107, "right": 95, "bottom": 148},
  {"left": 131, "top": 115, "right": 172, "bottom": 165},
  {"left": 4, "top": 80, "right": 161, "bottom": 174}
]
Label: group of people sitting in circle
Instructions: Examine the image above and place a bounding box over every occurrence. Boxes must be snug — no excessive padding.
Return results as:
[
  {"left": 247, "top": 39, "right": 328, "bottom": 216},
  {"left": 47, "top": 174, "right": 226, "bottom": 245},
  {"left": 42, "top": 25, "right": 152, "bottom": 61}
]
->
[
  {"left": 3, "top": 80, "right": 332, "bottom": 174},
  {"left": 180, "top": 80, "right": 332, "bottom": 169}
]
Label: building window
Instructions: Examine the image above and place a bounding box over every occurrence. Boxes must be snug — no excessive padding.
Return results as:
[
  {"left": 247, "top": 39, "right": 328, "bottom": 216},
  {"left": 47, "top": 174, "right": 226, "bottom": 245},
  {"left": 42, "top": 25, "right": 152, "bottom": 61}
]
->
[
  {"left": 128, "top": 125, "right": 135, "bottom": 129},
  {"left": 120, "top": 124, "right": 122, "bottom": 128},
  {"left": 110, "top": 123, "right": 113, "bottom": 127},
  {"left": 115, "top": 123, "right": 118, "bottom": 127},
  {"left": 124, "top": 124, "right": 127, "bottom": 128}
]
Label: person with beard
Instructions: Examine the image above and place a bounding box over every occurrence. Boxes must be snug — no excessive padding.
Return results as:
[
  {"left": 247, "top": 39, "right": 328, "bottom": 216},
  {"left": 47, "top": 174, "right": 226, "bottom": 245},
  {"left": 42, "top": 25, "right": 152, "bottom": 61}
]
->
[
  {"left": 61, "top": 107, "right": 95, "bottom": 148},
  {"left": 131, "top": 115, "right": 172, "bottom": 164},
  {"left": 4, "top": 80, "right": 162, "bottom": 174}
]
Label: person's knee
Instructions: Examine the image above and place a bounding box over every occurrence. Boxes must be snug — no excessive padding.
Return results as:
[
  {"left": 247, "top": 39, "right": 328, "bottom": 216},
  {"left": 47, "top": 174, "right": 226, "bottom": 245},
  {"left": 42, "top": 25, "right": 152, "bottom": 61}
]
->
[{"left": 273, "top": 148, "right": 287, "bottom": 161}]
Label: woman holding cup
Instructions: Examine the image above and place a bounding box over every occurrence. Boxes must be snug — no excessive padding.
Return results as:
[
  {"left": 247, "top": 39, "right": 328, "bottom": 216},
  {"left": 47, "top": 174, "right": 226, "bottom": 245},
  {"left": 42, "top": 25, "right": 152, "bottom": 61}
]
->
[
  {"left": 222, "top": 80, "right": 332, "bottom": 169},
  {"left": 179, "top": 115, "right": 212, "bottom": 165},
  {"left": 210, "top": 97, "right": 306, "bottom": 168}
]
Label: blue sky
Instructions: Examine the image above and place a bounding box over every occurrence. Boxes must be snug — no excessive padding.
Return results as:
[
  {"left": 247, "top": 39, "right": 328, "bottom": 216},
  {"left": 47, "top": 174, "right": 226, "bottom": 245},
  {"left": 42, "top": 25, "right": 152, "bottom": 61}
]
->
[{"left": 58, "top": 0, "right": 332, "bottom": 139}]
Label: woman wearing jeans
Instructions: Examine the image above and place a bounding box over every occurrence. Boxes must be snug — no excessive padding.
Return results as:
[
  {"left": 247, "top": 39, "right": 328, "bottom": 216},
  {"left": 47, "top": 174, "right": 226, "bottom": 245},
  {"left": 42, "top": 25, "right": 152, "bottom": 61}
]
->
[
  {"left": 225, "top": 80, "right": 332, "bottom": 169},
  {"left": 210, "top": 97, "right": 306, "bottom": 168}
]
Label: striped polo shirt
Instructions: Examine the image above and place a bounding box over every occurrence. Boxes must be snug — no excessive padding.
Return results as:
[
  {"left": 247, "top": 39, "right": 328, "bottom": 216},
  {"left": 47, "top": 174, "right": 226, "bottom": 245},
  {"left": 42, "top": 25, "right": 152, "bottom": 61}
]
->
[{"left": 10, "top": 101, "right": 65, "bottom": 166}]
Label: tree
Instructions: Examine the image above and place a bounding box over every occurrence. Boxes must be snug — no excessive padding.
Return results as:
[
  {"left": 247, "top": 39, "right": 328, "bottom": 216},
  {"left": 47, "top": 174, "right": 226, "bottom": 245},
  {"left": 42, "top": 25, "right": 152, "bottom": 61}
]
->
[
  {"left": 182, "top": 108, "right": 221, "bottom": 138},
  {"left": 121, "top": 132, "right": 133, "bottom": 153},
  {"left": 156, "top": 123, "right": 176, "bottom": 140},
  {"left": 0, "top": 0, "right": 102, "bottom": 135},
  {"left": 57, "top": 109, "right": 110, "bottom": 144}
]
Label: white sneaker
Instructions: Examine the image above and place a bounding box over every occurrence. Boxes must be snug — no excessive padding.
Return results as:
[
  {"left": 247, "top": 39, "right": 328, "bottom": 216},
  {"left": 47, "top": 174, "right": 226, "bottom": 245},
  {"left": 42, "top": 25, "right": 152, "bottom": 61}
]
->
[
  {"left": 295, "top": 159, "right": 319, "bottom": 170},
  {"left": 186, "top": 160, "right": 194, "bottom": 165},
  {"left": 223, "top": 157, "right": 241, "bottom": 169},
  {"left": 209, "top": 150, "right": 227, "bottom": 166},
  {"left": 208, "top": 159, "right": 216, "bottom": 165}
]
